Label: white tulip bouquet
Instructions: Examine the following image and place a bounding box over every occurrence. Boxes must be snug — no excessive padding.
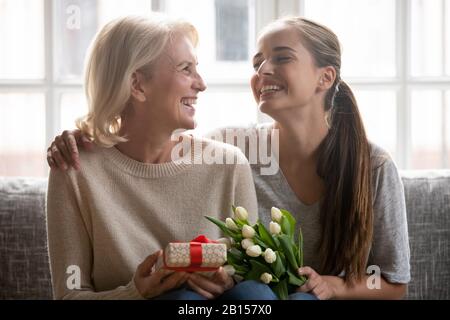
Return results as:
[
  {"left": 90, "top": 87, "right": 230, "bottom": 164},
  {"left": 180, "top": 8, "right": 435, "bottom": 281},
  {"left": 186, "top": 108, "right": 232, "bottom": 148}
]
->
[{"left": 206, "top": 206, "right": 306, "bottom": 300}]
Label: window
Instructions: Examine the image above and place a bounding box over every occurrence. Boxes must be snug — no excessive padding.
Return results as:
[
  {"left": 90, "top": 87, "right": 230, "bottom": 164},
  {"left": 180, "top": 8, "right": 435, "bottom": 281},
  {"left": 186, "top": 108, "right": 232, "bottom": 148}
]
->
[
  {"left": 303, "top": 0, "right": 450, "bottom": 169},
  {"left": 410, "top": 90, "right": 445, "bottom": 169},
  {"left": 0, "top": 0, "right": 46, "bottom": 176},
  {"left": 0, "top": 0, "right": 259, "bottom": 177},
  {"left": 160, "top": 0, "right": 257, "bottom": 134},
  {"left": 0, "top": 93, "right": 46, "bottom": 176},
  {"left": 356, "top": 90, "right": 397, "bottom": 159},
  {"left": 215, "top": 0, "right": 249, "bottom": 61},
  {"left": 0, "top": 0, "right": 448, "bottom": 177},
  {"left": 304, "top": 0, "right": 396, "bottom": 78},
  {"left": 0, "top": 0, "right": 45, "bottom": 79}
]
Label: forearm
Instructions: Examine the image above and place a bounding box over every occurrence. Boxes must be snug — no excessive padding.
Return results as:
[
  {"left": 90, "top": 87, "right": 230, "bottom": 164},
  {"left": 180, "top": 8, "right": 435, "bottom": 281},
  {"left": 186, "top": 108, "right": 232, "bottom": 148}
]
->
[{"left": 327, "top": 275, "right": 407, "bottom": 300}]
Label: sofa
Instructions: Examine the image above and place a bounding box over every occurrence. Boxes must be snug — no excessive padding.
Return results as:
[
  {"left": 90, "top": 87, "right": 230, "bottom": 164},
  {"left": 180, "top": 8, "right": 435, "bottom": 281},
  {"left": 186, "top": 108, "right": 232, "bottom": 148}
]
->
[{"left": 1, "top": 171, "right": 449, "bottom": 300}]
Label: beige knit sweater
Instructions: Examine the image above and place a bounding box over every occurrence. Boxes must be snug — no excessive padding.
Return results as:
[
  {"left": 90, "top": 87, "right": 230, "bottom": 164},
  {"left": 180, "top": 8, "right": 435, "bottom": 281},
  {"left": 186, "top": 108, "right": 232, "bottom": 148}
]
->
[{"left": 46, "top": 136, "right": 258, "bottom": 299}]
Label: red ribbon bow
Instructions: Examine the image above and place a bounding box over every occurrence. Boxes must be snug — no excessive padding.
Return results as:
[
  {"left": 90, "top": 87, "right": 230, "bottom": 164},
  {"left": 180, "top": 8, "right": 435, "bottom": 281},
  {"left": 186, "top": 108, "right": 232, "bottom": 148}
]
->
[{"left": 163, "top": 235, "right": 220, "bottom": 272}]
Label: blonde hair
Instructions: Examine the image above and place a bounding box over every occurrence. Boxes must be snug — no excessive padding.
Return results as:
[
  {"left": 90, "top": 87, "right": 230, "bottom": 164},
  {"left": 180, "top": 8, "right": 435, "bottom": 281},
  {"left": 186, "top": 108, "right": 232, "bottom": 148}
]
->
[{"left": 77, "top": 14, "right": 199, "bottom": 147}]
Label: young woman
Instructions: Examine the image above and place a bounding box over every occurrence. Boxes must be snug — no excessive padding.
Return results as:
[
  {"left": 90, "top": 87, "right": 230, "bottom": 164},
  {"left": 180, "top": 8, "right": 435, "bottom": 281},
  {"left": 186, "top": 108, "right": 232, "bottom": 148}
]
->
[
  {"left": 47, "top": 16, "right": 410, "bottom": 300},
  {"left": 46, "top": 15, "right": 258, "bottom": 300}
]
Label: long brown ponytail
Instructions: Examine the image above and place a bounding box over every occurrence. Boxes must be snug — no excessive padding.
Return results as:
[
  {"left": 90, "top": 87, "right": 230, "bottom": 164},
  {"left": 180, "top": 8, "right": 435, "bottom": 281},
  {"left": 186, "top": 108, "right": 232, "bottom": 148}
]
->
[
  {"left": 278, "top": 17, "right": 373, "bottom": 282},
  {"left": 317, "top": 81, "right": 372, "bottom": 282}
]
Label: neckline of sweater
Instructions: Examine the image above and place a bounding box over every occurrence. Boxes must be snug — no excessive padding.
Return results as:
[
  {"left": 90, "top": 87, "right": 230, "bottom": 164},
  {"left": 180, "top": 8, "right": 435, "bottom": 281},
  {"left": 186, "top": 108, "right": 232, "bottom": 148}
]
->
[{"left": 102, "top": 136, "right": 204, "bottom": 178}]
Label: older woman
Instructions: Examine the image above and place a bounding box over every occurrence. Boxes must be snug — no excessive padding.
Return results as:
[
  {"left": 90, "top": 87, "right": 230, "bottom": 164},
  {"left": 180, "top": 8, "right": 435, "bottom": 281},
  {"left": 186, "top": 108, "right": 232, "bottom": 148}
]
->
[{"left": 46, "top": 15, "right": 258, "bottom": 300}]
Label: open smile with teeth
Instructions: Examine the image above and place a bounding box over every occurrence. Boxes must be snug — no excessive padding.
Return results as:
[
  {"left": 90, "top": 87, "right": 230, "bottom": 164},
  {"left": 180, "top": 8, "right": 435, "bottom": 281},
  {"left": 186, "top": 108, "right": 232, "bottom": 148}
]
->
[
  {"left": 181, "top": 98, "right": 197, "bottom": 116},
  {"left": 260, "top": 85, "right": 283, "bottom": 95},
  {"left": 181, "top": 98, "right": 197, "bottom": 108}
]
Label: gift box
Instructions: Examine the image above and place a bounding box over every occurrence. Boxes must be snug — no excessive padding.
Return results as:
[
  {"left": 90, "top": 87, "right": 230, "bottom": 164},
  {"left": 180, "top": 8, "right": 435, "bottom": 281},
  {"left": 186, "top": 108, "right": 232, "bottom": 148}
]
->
[{"left": 162, "top": 235, "right": 227, "bottom": 272}]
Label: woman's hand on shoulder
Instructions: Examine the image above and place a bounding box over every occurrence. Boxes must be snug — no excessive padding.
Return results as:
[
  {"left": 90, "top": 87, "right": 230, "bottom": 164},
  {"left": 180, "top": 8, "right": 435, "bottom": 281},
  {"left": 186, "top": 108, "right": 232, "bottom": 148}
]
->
[
  {"left": 134, "top": 250, "right": 190, "bottom": 299},
  {"left": 46, "top": 129, "right": 93, "bottom": 171}
]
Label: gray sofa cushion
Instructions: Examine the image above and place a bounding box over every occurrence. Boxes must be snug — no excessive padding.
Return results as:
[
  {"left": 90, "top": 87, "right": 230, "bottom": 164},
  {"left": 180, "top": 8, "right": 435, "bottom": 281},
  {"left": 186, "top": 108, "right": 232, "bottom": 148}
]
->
[
  {"left": 402, "top": 170, "right": 450, "bottom": 300},
  {"left": 0, "top": 178, "right": 52, "bottom": 299},
  {"left": 0, "top": 171, "right": 449, "bottom": 299}
]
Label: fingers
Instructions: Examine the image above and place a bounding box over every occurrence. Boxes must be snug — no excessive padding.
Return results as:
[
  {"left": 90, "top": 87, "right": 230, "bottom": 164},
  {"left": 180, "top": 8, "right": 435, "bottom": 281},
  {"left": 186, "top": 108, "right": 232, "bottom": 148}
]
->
[
  {"left": 47, "top": 148, "right": 57, "bottom": 169},
  {"left": 303, "top": 277, "right": 320, "bottom": 292},
  {"left": 187, "top": 278, "right": 215, "bottom": 300},
  {"left": 297, "top": 266, "right": 319, "bottom": 293},
  {"left": 159, "top": 272, "right": 189, "bottom": 292},
  {"left": 137, "top": 250, "right": 162, "bottom": 277},
  {"left": 46, "top": 130, "right": 93, "bottom": 171},
  {"left": 298, "top": 266, "right": 317, "bottom": 278},
  {"left": 188, "top": 273, "right": 223, "bottom": 298},
  {"left": 154, "top": 268, "right": 176, "bottom": 282},
  {"left": 312, "top": 282, "right": 328, "bottom": 300},
  {"left": 73, "top": 129, "right": 84, "bottom": 146},
  {"left": 214, "top": 267, "right": 228, "bottom": 283},
  {"left": 79, "top": 133, "right": 94, "bottom": 151},
  {"left": 70, "top": 129, "right": 93, "bottom": 152},
  {"left": 213, "top": 267, "right": 234, "bottom": 290},
  {"left": 141, "top": 271, "right": 188, "bottom": 298},
  {"left": 298, "top": 280, "right": 313, "bottom": 293},
  {"left": 62, "top": 131, "right": 80, "bottom": 170},
  {"left": 175, "top": 272, "right": 190, "bottom": 288},
  {"left": 297, "top": 267, "right": 333, "bottom": 300},
  {"left": 55, "top": 135, "right": 73, "bottom": 167},
  {"left": 50, "top": 141, "right": 68, "bottom": 171}
]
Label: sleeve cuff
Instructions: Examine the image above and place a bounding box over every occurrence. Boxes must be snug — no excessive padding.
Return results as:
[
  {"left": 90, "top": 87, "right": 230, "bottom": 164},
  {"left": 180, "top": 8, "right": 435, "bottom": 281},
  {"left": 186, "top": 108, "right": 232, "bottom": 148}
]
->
[{"left": 125, "top": 277, "right": 146, "bottom": 300}]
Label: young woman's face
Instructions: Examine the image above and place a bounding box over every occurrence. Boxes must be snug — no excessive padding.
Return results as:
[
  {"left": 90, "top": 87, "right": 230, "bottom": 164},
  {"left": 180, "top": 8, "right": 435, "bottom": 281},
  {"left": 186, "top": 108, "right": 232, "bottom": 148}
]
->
[
  {"left": 250, "top": 26, "right": 323, "bottom": 117},
  {"left": 143, "top": 33, "right": 206, "bottom": 131}
]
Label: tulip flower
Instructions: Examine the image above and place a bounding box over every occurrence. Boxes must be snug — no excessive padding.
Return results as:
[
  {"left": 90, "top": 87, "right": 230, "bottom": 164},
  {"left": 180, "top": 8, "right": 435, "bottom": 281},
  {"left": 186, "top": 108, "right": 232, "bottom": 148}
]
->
[
  {"left": 234, "top": 206, "right": 248, "bottom": 221},
  {"left": 226, "top": 218, "right": 239, "bottom": 231},
  {"left": 242, "top": 225, "right": 256, "bottom": 238},
  {"left": 241, "top": 238, "right": 254, "bottom": 250},
  {"left": 260, "top": 272, "right": 273, "bottom": 284},
  {"left": 263, "top": 248, "right": 277, "bottom": 264},
  {"left": 246, "top": 245, "right": 262, "bottom": 257},
  {"left": 223, "top": 265, "right": 236, "bottom": 276},
  {"left": 269, "top": 221, "right": 281, "bottom": 235},
  {"left": 216, "top": 237, "right": 232, "bottom": 250},
  {"left": 271, "top": 207, "right": 282, "bottom": 222},
  {"left": 205, "top": 206, "right": 305, "bottom": 300}
]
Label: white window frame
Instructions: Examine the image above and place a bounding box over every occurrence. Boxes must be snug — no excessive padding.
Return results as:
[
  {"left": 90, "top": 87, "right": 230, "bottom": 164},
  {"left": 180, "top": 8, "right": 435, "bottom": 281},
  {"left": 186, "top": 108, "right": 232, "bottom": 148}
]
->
[
  {"left": 235, "top": 0, "right": 450, "bottom": 169},
  {"left": 0, "top": 0, "right": 448, "bottom": 170},
  {"left": 296, "top": 0, "right": 450, "bottom": 169},
  {"left": 392, "top": 0, "right": 450, "bottom": 169}
]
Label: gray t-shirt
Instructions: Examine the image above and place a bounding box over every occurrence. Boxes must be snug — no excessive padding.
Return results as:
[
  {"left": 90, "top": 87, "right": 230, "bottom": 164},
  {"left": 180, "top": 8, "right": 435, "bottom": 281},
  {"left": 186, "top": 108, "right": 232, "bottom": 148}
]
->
[{"left": 209, "top": 124, "right": 411, "bottom": 284}]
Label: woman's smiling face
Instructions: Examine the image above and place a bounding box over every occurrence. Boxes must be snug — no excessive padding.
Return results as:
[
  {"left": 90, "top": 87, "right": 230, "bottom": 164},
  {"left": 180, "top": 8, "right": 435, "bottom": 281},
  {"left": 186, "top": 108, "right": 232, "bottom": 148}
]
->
[
  {"left": 140, "top": 33, "right": 207, "bottom": 131},
  {"left": 250, "top": 25, "right": 323, "bottom": 117}
]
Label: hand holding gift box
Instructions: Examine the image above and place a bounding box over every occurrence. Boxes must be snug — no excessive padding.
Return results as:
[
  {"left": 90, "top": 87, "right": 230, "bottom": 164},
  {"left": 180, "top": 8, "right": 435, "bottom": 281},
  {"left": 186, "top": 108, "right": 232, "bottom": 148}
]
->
[{"left": 157, "top": 235, "right": 227, "bottom": 276}]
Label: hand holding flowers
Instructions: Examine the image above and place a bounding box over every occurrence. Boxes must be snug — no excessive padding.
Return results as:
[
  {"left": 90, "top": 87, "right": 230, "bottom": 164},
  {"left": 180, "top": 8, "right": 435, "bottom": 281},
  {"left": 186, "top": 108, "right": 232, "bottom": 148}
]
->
[
  {"left": 296, "top": 266, "right": 340, "bottom": 300},
  {"left": 206, "top": 206, "right": 307, "bottom": 299}
]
